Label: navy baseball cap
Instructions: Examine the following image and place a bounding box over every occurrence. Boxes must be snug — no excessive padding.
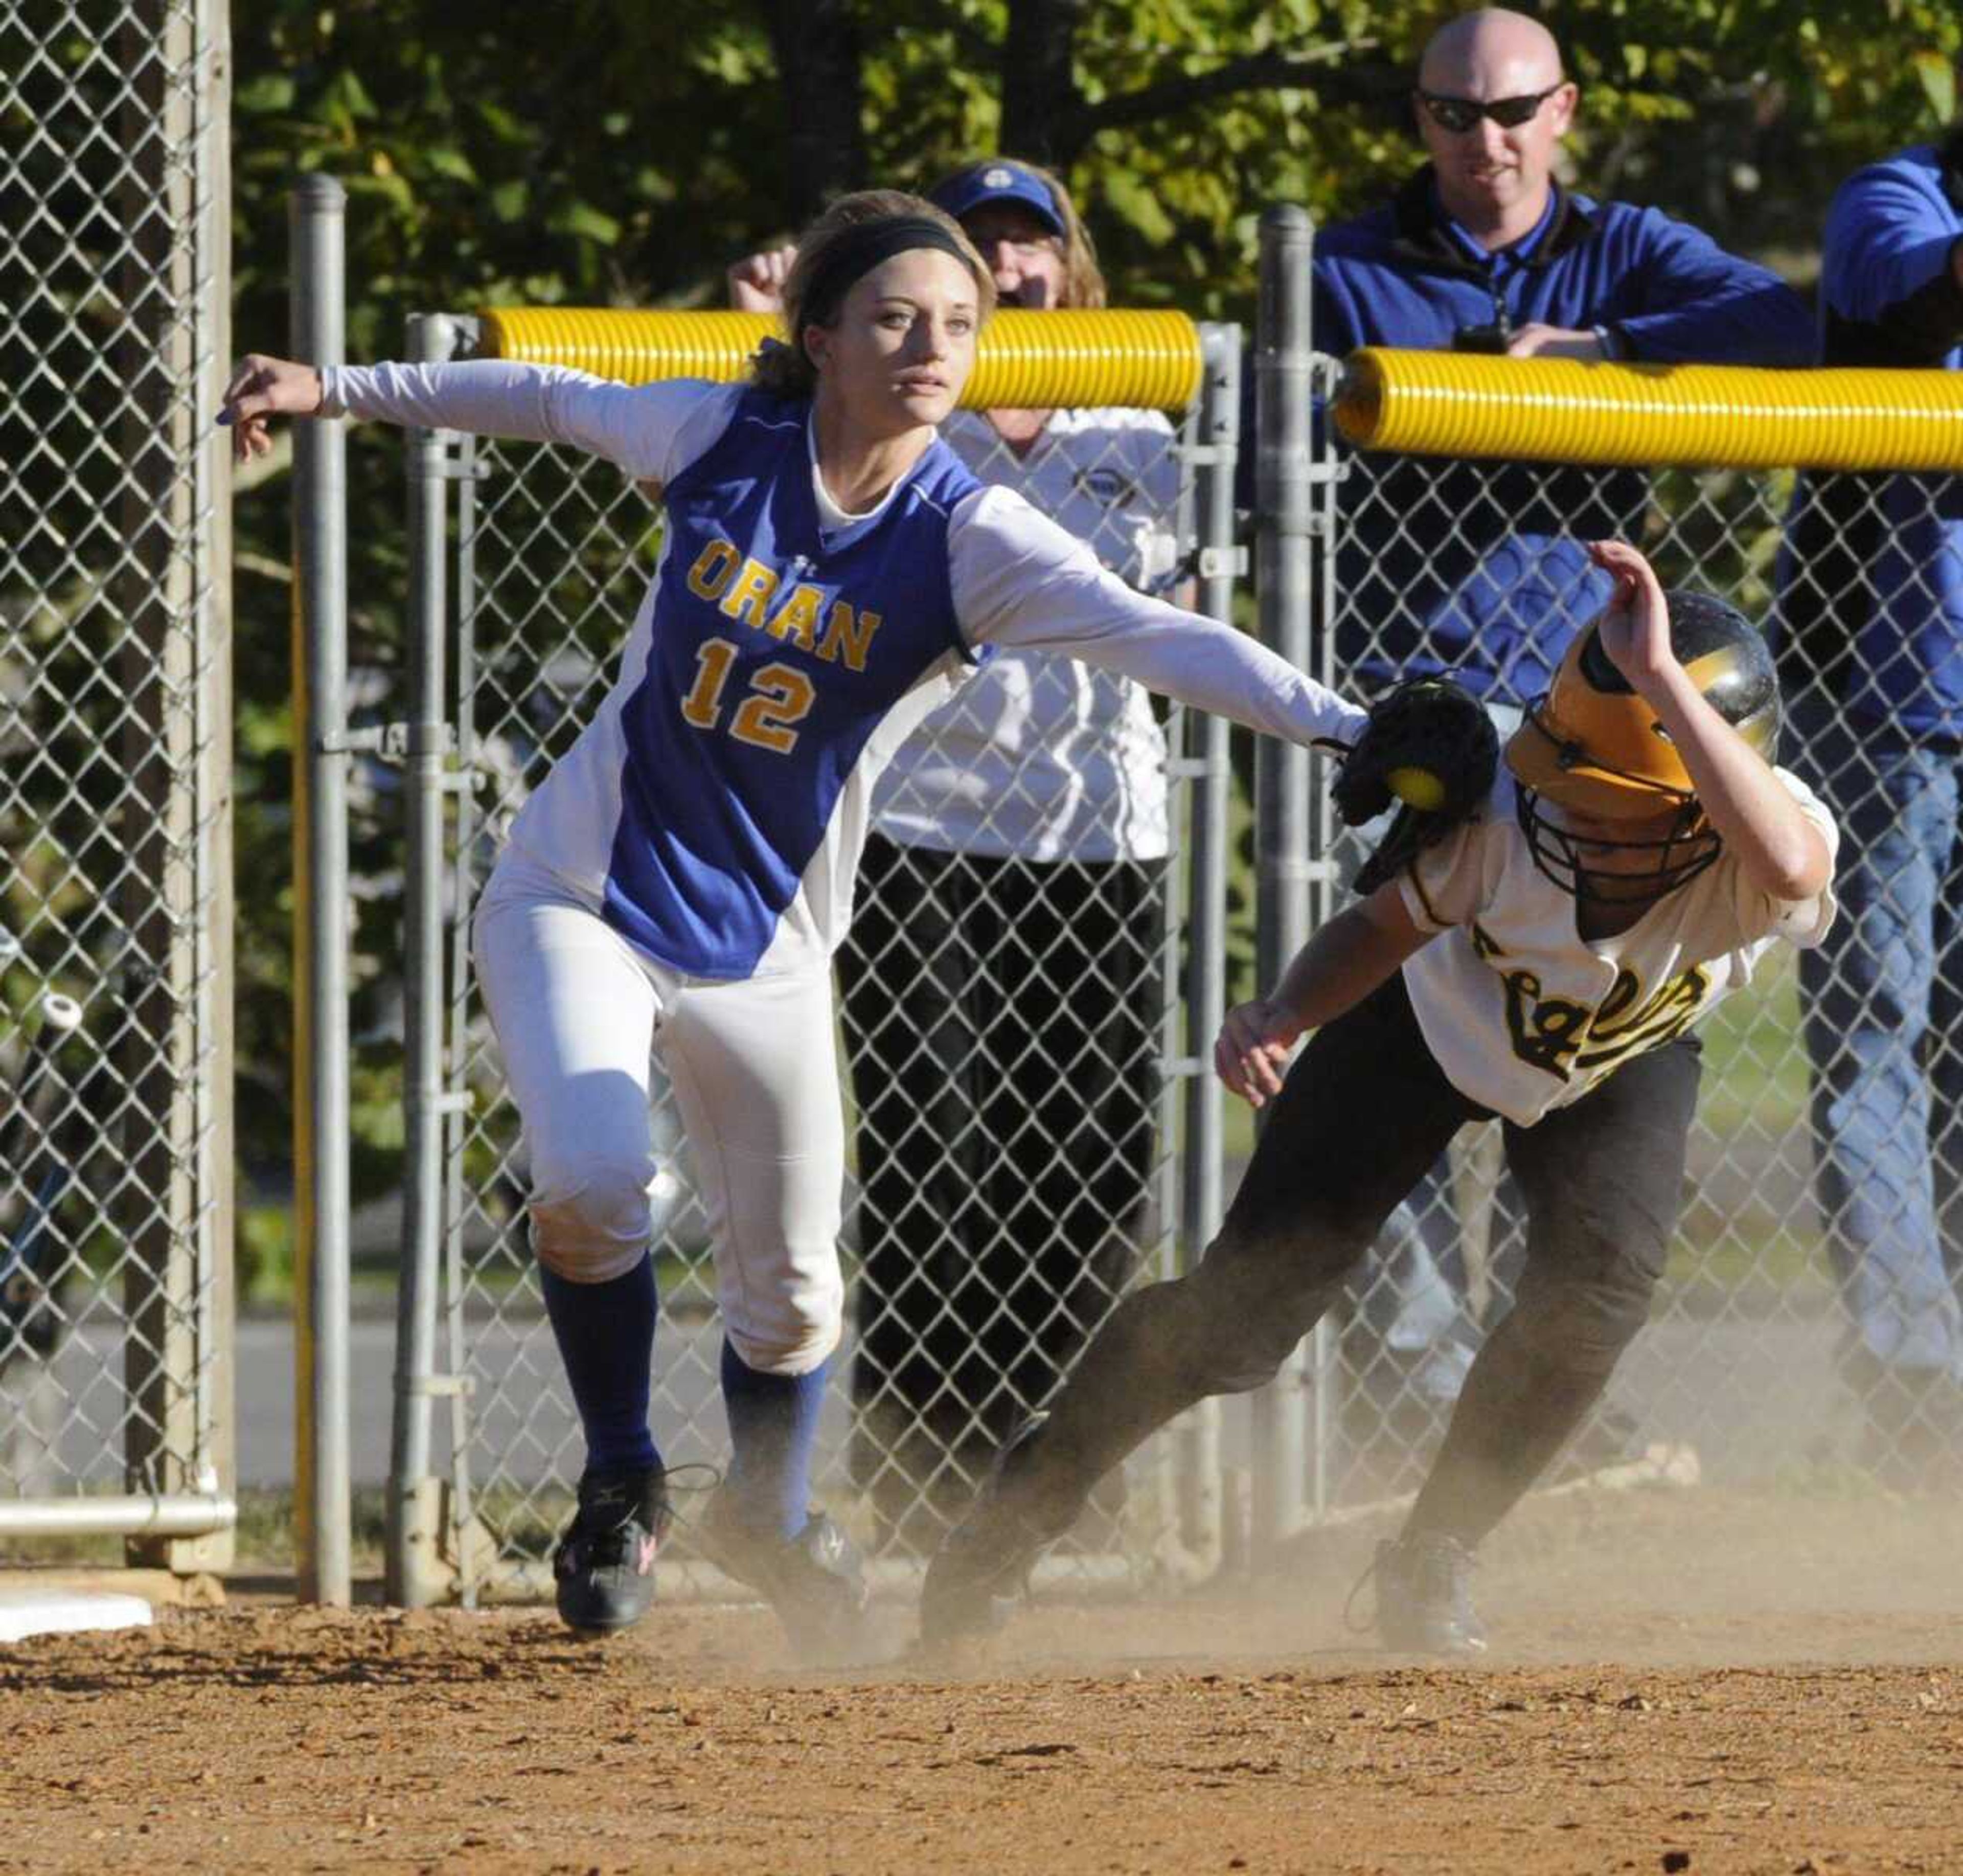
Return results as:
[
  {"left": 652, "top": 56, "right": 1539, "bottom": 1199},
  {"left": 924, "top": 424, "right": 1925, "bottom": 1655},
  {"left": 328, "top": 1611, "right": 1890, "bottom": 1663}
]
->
[{"left": 928, "top": 160, "right": 1065, "bottom": 236}]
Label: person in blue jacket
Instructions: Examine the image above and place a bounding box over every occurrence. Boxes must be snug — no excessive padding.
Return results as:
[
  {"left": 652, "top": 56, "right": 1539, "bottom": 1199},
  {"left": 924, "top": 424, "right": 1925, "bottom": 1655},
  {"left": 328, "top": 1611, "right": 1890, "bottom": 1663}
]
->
[
  {"left": 1778, "top": 120, "right": 1963, "bottom": 1478},
  {"left": 1290, "top": 7, "right": 1816, "bottom": 1461},
  {"left": 1313, "top": 8, "right": 1814, "bottom": 705}
]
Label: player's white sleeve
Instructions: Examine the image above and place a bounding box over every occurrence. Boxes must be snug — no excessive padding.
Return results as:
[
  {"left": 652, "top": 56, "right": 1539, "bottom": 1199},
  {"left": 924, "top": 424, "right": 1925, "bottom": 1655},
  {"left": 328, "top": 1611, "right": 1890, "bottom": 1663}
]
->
[
  {"left": 1727, "top": 767, "right": 1841, "bottom": 949},
  {"left": 949, "top": 484, "right": 1367, "bottom": 749},
  {"left": 317, "top": 362, "right": 741, "bottom": 484},
  {"left": 1397, "top": 810, "right": 1491, "bottom": 934}
]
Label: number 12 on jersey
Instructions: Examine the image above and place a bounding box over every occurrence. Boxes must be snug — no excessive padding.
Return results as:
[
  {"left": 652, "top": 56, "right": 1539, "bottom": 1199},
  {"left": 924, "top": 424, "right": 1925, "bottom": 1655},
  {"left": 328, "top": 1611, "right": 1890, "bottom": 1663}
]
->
[{"left": 679, "top": 637, "right": 816, "bottom": 755}]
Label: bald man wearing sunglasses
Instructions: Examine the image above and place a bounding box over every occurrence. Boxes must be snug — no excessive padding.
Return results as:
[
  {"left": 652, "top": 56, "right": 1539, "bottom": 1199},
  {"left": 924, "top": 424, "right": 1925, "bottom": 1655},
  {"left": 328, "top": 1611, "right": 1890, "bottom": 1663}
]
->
[
  {"left": 1290, "top": 7, "right": 1814, "bottom": 1470},
  {"left": 1378, "top": 9, "right": 1811, "bottom": 371},
  {"left": 1311, "top": 6, "right": 1812, "bottom": 702}
]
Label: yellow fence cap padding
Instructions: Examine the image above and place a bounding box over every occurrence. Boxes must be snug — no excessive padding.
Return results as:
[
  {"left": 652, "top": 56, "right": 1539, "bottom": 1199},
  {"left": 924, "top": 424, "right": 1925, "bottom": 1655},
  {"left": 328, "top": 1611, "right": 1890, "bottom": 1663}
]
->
[
  {"left": 1333, "top": 348, "right": 1963, "bottom": 474},
  {"left": 964, "top": 309, "right": 1201, "bottom": 412},
  {"left": 480, "top": 309, "right": 775, "bottom": 389},
  {"left": 478, "top": 306, "right": 1203, "bottom": 412}
]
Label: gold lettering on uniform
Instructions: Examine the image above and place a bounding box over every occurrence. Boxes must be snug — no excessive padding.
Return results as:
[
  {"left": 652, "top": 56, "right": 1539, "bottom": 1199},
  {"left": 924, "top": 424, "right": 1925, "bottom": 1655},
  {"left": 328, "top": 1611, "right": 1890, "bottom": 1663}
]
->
[
  {"left": 816, "top": 602, "right": 881, "bottom": 672},
  {"left": 1587, "top": 969, "right": 1644, "bottom": 1034},
  {"left": 768, "top": 583, "right": 823, "bottom": 653},
  {"left": 1499, "top": 959, "right": 1716, "bottom": 1083},
  {"left": 1574, "top": 966, "right": 1711, "bottom": 1072},
  {"left": 1500, "top": 969, "right": 1594, "bottom": 1079},
  {"left": 720, "top": 557, "right": 780, "bottom": 626},
  {"left": 686, "top": 539, "right": 740, "bottom": 601},
  {"left": 1469, "top": 920, "right": 1505, "bottom": 962}
]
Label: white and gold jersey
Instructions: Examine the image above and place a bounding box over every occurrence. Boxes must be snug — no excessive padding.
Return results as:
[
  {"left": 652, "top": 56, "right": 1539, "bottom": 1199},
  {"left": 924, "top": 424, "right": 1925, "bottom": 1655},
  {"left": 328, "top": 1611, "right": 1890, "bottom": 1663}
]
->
[{"left": 1397, "top": 768, "right": 1838, "bottom": 1126}]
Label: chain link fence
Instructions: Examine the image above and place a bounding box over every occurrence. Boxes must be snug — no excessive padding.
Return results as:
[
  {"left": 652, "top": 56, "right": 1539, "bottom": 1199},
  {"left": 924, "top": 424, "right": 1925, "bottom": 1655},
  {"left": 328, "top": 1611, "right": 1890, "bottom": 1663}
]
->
[
  {"left": 388, "top": 321, "right": 1237, "bottom": 1600},
  {"left": 837, "top": 406, "right": 1190, "bottom": 1557},
  {"left": 1302, "top": 433, "right": 1963, "bottom": 1516},
  {"left": 374, "top": 307, "right": 1963, "bottom": 1602},
  {"left": 0, "top": 0, "right": 233, "bottom": 1565}
]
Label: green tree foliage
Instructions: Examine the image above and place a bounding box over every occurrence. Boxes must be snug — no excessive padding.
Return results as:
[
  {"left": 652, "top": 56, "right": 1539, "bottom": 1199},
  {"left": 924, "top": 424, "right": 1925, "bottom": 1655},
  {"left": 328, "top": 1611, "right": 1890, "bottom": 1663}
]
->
[
  {"left": 230, "top": 1, "right": 1963, "bottom": 373},
  {"left": 223, "top": 0, "right": 1960, "bottom": 1250}
]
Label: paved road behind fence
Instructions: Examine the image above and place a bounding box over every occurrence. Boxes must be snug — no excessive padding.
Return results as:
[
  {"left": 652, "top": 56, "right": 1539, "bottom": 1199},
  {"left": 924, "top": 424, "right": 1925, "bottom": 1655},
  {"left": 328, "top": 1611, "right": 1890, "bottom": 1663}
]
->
[{"left": 8, "top": 1307, "right": 1861, "bottom": 1499}]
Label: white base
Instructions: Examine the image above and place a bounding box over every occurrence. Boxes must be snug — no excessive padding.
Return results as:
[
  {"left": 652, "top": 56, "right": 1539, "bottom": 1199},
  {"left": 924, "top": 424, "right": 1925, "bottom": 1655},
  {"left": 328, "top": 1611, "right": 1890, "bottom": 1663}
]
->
[{"left": 0, "top": 1590, "right": 154, "bottom": 1643}]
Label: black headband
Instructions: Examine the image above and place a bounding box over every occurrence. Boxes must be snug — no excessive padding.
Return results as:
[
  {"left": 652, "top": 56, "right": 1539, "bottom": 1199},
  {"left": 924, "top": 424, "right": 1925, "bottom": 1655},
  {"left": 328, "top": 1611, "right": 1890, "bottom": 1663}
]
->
[{"left": 800, "top": 216, "right": 977, "bottom": 351}]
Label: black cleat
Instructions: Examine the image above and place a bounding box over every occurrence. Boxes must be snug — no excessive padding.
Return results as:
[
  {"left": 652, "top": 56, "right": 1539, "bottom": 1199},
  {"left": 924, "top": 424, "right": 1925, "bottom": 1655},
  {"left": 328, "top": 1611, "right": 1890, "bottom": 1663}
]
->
[
  {"left": 1369, "top": 1531, "right": 1488, "bottom": 1656},
  {"left": 702, "top": 1494, "right": 873, "bottom": 1664},
  {"left": 554, "top": 1466, "right": 670, "bottom": 1638},
  {"left": 919, "top": 1416, "right": 1059, "bottom": 1647}
]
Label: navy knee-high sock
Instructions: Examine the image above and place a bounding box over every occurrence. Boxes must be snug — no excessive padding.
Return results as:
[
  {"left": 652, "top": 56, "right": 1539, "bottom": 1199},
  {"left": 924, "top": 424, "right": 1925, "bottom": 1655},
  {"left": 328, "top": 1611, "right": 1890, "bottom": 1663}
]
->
[
  {"left": 720, "top": 1340, "right": 829, "bottom": 1542},
  {"left": 540, "top": 1254, "right": 662, "bottom": 1476}
]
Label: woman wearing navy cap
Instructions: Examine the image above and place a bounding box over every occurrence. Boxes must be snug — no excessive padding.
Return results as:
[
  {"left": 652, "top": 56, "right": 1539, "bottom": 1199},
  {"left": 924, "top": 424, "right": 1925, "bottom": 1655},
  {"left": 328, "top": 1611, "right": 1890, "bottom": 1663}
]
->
[{"left": 736, "top": 161, "right": 1188, "bottom": 1545}]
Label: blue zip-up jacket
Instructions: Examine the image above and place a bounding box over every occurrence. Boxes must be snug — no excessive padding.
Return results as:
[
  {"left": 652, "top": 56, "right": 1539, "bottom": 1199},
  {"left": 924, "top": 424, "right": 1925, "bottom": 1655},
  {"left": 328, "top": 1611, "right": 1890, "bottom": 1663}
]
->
[
  {"left": 1776, "top": 134, "right": 1963, "bottom": 739},
  {"left": 1307, "top": 168, "right": 1814, "bottom": 705}
]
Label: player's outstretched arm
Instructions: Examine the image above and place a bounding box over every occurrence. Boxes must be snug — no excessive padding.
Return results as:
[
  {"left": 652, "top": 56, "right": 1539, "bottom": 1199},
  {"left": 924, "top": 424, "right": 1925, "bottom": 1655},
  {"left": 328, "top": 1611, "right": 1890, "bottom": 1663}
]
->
[
  {"left": 1589, "top": 540, "right": 1831, "bottom": 902},
  {"left": 1215, "top": 883, "right": 1432, "bottom": 1107},
  {"left": 220, "top": 352, "right": 716, "bottom": 488},
  {"left": 952, "top": 488, "right": 1368, "bottom": 750}
]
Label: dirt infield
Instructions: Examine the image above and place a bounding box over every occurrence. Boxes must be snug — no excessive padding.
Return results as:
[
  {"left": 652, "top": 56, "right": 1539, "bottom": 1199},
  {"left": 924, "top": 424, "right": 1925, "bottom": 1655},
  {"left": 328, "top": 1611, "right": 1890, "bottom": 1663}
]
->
[{"left": 5, "top": 1485, "right": 1961, "bottom": 1875}]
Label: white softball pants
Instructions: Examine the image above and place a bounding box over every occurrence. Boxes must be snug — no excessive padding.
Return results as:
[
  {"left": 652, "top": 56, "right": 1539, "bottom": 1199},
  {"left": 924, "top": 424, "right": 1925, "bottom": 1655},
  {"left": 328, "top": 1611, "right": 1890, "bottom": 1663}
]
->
[{"left": 471, "top": 852, "right": 846, "bottom": 1376}]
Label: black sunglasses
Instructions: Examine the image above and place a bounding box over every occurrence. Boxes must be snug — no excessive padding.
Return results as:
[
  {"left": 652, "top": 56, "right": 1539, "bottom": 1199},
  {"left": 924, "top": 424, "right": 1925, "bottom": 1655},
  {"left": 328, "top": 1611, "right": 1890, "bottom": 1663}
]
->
[{"left": 1416, "top": 84, "right": 1565, "bottom": 133}]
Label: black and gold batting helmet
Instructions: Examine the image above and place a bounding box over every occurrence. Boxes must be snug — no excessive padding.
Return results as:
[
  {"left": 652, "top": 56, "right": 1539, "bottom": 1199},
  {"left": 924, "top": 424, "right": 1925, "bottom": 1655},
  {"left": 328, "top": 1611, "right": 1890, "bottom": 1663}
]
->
[{"left": 1503, "top": 591, "right": 1782, "bottom": 898}]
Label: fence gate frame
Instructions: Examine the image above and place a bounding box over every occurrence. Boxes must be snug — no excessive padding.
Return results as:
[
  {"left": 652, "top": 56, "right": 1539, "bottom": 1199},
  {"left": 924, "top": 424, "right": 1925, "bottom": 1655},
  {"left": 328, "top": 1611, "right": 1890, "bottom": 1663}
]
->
[{"left": 383, "top": 312, "right": 1245, "bottom": 1607}]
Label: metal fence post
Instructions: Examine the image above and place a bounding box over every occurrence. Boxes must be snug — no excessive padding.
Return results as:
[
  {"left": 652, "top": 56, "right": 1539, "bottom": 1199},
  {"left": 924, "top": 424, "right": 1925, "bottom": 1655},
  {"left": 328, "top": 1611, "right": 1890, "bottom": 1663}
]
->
[
  {"left": 194, "top": 0, "right": 239, "bottom": 1581},
  {"left": 1250, "top": 205, "right": 1319, "bottom": 1562},
  {"left": 290, "top": 173, "right": 352, "bottom": 1607},
  {"left": 1302, "top": 352, "right": 1343, "bottom": 1532},
  {"left": 442, "top": 342, "right": 487, "bottom": 1606},
  {"left": 1174, "top": 323, "right": 1242, "bottom": 1563},
  {"left": 1186, "top": 326, "right": 1238, "bottom": 1267},
  {"left": 116, "top": 0, "right": 235, "bottom": 1573},
  {"left": 387, "top": 312, "right": 461, "bottom": 1607}
]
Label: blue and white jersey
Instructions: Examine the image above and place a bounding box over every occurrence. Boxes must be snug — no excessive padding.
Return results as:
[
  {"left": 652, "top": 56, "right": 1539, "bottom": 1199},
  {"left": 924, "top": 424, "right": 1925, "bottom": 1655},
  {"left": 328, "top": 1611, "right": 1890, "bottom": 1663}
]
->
[
  {"left": 559, "top": 383, "right": 980, "bottom": 976},
  {"left": 322, "top": 361, "right": 1367, "bottom": 981}
]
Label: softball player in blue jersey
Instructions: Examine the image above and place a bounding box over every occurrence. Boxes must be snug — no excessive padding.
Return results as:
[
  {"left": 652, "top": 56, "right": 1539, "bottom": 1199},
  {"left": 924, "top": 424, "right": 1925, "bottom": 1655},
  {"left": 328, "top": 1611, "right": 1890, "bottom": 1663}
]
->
[{"left": 222, "top": 190, "right": 1367, "bottom": 1657}]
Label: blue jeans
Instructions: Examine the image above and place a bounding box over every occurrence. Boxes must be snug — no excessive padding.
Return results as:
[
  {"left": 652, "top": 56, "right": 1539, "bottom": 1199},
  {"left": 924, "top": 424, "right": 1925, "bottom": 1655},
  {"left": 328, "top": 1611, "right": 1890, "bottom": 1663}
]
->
[{"left": 1796, "top": 712, "right": 1963, "bottom": 1383}]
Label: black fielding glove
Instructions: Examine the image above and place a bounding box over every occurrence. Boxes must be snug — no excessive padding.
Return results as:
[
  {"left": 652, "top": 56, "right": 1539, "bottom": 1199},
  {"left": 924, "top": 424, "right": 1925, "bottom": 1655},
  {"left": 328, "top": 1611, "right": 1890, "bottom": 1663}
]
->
[{"left": 1326, "top": 678, "right": 1499, "bottom": 895}]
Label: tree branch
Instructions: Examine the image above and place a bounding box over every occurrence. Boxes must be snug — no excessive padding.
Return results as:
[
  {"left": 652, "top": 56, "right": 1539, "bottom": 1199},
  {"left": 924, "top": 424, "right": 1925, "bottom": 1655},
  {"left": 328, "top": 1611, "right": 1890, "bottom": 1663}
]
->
[
  {"left": 765, "top": 0, "right": 868, "bottom": 223},
  {"left": 1001, "top": 0, "right": 1090, "bottom": 162},
  {"left": 1051, "top": 38, "right": 1403, "bottom": 159}
]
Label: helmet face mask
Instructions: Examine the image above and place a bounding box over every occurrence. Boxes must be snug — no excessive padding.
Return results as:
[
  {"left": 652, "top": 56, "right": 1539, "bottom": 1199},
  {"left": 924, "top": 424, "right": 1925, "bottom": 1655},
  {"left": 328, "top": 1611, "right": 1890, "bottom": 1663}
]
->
[
  {"left": 1504, "top": 589, "right": 1781, "bottom": 905},
  {"left": 1514, "top": 789, "right": 1720, "bottom": 902}
]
